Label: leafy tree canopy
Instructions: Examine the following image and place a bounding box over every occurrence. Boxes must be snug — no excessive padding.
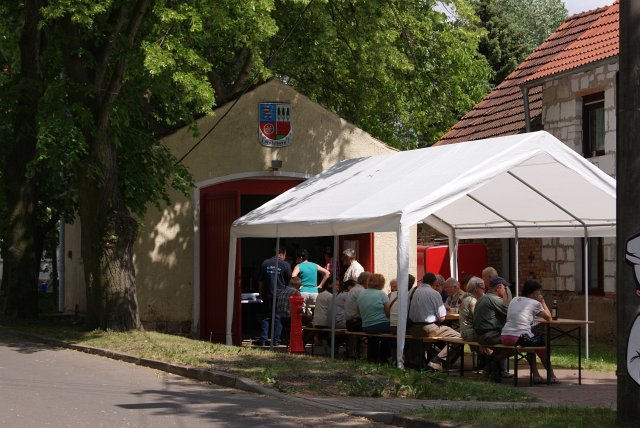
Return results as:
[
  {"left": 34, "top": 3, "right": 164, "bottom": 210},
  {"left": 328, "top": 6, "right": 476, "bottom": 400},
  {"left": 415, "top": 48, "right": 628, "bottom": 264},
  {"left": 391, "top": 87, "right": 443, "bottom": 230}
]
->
[
  {"left": 473, "top": 0, "right": 567, "bottom": 85},
  {"left": 267, "top": 0, "right": 492, "bottom": 149}
]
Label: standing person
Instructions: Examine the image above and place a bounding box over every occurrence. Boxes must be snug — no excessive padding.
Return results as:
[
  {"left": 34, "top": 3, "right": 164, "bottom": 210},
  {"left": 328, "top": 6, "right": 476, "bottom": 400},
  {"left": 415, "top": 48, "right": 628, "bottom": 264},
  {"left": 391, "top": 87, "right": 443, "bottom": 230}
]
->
[
  {"left": 408, "top": 272, "right": 461, "bottom": 371},
  {"left": 292, "top": 249, "right": 330, "bottom": 319},
  {"left": 473, "top": 276, "right": 511, "bottom": 382},
  {"left": 501, "top": 280, "right": 558, "bottom": 384},
  {"left": 323, "top": 247, "right": 340, "bottom": 280},
  {"left": 257, "top": 247, "right": 292, "bottom": 346},
  {"left": 342, "top": 248, "right": 364, "bottom": 283},
  {"left": 277, "top": 277, "right": 302, "bottom": 342}
]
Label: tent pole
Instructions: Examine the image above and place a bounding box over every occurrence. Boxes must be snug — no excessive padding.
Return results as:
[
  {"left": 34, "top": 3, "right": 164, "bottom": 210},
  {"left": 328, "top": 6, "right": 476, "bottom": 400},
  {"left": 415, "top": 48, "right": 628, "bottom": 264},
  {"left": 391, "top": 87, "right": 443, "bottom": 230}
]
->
[
  {"left": 270, "top": 236, "right": 280, "bottom": 351},
  {"left": 226, "top": 233, "right": 238, "bottom": 345},
  {"left": 330, "top": 235, "right": 339, "bottom": 359},
  {"left": 514, "top": 228, "right": 519, "bottom": 296},
  {"left": 507, "top": 171, "right": 592, "bottom": 357},
  {"left": 396, "top": 224, "right": 410, "bottom": 369},
  {"left": 449, "top": 231, "right": 458, "bottom": 280},
  {"left": 584, "top": 230, "right": 590, "bottom": 360}
]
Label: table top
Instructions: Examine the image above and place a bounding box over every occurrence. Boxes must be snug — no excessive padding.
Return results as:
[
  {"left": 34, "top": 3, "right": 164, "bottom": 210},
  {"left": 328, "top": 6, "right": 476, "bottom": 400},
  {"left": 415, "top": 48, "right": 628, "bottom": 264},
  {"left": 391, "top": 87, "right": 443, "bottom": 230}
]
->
[{"left": 537, "top": 317, "right": 595, "bottom": 325}]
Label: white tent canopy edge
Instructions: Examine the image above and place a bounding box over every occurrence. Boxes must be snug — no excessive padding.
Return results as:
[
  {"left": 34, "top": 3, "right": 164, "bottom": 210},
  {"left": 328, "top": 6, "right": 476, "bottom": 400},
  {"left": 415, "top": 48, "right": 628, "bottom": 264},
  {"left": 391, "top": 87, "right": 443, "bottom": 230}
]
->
[{"left": 226, "top": 131, "right": 616, "bottom": 365}]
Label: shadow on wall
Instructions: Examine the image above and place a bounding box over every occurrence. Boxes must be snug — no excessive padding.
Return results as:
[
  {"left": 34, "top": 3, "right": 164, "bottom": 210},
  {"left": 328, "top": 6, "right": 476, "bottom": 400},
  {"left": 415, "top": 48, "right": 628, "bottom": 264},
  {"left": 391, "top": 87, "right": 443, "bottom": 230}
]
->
[{"left": 135, "top": 197, "right": 194, "bottom": 334}]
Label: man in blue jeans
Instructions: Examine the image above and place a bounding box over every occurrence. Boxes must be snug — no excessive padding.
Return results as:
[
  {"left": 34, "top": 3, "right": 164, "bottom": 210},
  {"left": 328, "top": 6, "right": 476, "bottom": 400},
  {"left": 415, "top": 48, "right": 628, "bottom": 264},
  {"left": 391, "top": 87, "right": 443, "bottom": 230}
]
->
[{"left": 257, "top": 247, "right": 291, "bottom": 346}]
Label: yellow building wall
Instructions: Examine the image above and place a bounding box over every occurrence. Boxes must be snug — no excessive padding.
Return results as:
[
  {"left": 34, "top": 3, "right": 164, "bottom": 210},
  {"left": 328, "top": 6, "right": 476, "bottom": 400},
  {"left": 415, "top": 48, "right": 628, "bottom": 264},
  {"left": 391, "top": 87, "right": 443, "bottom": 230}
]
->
[{"left": 64, "top": 80, "right": 400, "bottom": 331}]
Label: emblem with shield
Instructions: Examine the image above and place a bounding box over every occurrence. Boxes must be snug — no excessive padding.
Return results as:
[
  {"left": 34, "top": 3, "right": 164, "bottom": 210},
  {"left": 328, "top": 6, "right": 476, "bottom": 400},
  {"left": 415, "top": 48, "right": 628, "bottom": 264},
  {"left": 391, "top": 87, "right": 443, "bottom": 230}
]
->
[{"left": 259, "top": 102, "right": 292, "bottom": 147}]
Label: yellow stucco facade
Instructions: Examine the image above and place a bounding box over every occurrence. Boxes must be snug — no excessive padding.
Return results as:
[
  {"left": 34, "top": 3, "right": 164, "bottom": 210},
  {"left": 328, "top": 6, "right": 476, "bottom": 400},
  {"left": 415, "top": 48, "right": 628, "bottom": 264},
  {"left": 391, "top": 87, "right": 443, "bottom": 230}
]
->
[{"left": 63, "top": 80, "right": 416, "bottom": 333}]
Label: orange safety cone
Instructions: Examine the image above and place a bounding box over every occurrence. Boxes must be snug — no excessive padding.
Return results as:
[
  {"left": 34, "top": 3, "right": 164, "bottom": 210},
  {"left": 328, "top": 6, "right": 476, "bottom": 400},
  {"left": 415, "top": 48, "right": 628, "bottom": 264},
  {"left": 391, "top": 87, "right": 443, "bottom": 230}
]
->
[{"left": 288, "top": 294, "right": 305, "bottom": 354}]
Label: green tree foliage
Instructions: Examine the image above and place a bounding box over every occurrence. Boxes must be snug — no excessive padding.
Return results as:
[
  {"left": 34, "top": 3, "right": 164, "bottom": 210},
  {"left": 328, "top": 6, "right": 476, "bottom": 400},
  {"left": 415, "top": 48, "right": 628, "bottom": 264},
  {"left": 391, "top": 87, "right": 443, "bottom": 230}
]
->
[
  {"left": 473, "top": 0, "right": 567, "bottom": 85},
  {"left": 269, "top": 0, "right": 491, "bottom": 149},
  {"left": 0, "top": 0, "right": 491, "bottom": 328}
]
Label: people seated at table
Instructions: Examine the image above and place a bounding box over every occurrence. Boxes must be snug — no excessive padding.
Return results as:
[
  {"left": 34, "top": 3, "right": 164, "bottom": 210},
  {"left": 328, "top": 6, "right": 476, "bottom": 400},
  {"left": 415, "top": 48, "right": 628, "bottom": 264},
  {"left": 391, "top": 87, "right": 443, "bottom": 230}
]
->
[
  {"left": 345, "top": 271, "right": 370, "bottom": 331},
  {"left": 444, "top": 277, "right": 464, "bottom": 312},
  {"left": 389, "top": 274, "right": 416, "bottom": 335},
  {"left": 292, "top": 249, "right": 331, "bottom": 319},
  {"left": 408, "top": 272, "right": 461, "bottom": 371},
  {"left": 473, "top": 276, "right": 512, "bottom": 382},
  {"left": 357, "top": 273, "right": 390, "bottom": 362},
  {"left": 501, "top": 279, "right": 558, "bottom": 384},
  {"left": 312, "top": 277, "right": 336, "bottom": 328}
]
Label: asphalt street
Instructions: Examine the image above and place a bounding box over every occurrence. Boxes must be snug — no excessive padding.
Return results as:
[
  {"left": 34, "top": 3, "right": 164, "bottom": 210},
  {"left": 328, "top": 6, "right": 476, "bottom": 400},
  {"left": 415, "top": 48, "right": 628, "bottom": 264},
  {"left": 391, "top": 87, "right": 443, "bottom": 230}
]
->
[{"left": 0, "top": 330, "right": 382, "bottom": 427}]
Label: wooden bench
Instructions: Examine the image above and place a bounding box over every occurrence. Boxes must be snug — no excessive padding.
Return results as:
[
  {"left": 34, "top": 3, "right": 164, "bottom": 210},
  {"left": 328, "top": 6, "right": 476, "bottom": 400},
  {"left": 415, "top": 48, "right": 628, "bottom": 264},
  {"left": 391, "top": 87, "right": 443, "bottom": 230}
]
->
[
  {"left": 302, "top": 327, "right": 347, "bottom": 355},
  {"left": 309, "top": 329, "right": 549, "bottom": 386},
  {"left": 487, "top": 343, "right": 547, "bottom": 386}
]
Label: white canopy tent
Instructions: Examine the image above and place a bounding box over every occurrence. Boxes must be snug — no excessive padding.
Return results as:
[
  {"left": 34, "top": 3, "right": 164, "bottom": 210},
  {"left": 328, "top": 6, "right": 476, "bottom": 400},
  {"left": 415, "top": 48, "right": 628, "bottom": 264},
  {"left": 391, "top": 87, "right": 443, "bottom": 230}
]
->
[{"left": 227, "top": 131, "right": 616, "bottom": 365}]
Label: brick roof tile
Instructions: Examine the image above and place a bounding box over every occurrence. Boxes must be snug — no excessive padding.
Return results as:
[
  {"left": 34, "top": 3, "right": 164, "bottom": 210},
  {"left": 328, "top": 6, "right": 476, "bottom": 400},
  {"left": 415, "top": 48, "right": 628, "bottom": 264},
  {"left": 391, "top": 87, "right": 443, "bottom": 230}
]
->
[{"left": 437, "top": 1, "right": 618, "bottom": 145}]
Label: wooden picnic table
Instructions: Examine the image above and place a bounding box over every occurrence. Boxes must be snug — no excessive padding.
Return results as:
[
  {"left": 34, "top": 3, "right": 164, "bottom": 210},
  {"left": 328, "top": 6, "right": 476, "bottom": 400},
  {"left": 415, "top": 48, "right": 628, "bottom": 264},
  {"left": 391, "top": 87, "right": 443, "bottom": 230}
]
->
[{"left": 537, "top": 317, "right": 595, "bottom": 385}]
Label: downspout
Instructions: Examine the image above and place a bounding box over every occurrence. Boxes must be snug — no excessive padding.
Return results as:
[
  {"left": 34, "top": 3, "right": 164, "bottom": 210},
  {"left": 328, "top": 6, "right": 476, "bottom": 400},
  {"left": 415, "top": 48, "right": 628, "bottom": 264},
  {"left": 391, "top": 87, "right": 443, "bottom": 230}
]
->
[
  {"left": 521, "top": 86, "right": 532, "bottom": 132},
  {"left": 57, "top": 219, "right": 65, "bottom": 313}
]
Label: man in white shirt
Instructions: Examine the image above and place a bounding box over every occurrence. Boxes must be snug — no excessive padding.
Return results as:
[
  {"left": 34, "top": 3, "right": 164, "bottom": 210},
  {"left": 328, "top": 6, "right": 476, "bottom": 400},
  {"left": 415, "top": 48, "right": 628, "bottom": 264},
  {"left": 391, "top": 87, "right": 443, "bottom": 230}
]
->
[
  {"left": 408, "top": 272, "right": 461, "bottom": 371},
  {"left": 342, "top": 248, "right": 364, "bottom": 283}
]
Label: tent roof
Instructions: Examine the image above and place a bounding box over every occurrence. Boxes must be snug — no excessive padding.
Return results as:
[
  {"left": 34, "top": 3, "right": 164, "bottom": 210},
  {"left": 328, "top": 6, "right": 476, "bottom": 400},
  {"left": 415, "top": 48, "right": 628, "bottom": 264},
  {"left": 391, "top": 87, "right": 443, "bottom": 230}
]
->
[{"left": 231, "top": 131, "right": 616, "bottom": 239}]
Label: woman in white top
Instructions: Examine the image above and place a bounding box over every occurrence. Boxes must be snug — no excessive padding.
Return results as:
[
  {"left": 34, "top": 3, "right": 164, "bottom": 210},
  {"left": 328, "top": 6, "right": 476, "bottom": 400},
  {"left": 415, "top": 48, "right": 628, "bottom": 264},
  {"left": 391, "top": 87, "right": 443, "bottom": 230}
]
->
[{"left": 501, "top": 280, "right": 557, "bottom": 383}]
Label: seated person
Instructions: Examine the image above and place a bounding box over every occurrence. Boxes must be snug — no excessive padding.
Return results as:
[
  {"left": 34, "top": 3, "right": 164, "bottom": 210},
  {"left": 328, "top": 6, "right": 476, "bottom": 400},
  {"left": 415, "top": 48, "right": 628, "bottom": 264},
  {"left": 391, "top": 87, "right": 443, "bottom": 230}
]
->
[
  {"left": 334, "top": 279, "right": 355, "bottom": 329},
  {"left": 357, "top": 273, "right": 391, "bottom": 362},
  {"left": 473, "top": 276, "right": 510, "bottom": 382},
  {"left": 312, "top": 277, "right": 335, "bottom": 328},
  {"left": 389, "top": 274, "right": 416, "bottom": 334},
  {"left": 277, "top": 277, "right": 302, "bottom": 339},
  {"left": 408, "top": 272, "right": 462, "bottom": 371},
  {"left": 501, "top": 280, "right": 558, "bottom": 384},
  {"left": 344, "top": 272, "right": 370, "bottom": 331},
  {"left": 459, "top": 276, "right": 484, "bottom": 341},
  {"left": 444, "top": 277, "right": 464, "bottom": 312}
]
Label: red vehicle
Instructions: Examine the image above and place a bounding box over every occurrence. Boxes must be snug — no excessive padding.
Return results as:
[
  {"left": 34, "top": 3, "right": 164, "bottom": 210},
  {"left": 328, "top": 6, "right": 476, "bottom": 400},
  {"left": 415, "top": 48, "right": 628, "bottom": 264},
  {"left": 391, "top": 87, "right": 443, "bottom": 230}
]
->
[{"left": 417, "top": 244, "right": 487, "bottom": 283}]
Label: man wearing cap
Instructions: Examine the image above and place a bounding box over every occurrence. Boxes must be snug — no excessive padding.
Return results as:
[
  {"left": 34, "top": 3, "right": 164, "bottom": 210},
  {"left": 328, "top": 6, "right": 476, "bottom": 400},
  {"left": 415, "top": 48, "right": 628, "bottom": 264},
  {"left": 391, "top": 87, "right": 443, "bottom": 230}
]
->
[
  {"left": 408, "top": 272, "right": 461, "bottom": 371},
  {"left": 473, "top": 275, "right": 511, "bottom": 382}
]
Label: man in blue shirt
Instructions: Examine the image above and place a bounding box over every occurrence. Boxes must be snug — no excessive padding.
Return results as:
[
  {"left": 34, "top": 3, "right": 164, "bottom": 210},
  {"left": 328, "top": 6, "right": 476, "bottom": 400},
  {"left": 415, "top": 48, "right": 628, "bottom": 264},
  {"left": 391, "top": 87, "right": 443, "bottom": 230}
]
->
[{"left": 257, "top": 247, "right": 292, "bottom": 346}]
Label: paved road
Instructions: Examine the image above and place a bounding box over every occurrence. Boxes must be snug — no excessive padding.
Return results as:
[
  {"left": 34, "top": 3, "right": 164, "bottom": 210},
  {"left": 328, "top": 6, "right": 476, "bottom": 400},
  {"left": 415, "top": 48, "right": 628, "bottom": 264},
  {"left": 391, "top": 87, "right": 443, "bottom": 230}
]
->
[{"left": 0, "top": 331, "right": 382, "bottom": 427}]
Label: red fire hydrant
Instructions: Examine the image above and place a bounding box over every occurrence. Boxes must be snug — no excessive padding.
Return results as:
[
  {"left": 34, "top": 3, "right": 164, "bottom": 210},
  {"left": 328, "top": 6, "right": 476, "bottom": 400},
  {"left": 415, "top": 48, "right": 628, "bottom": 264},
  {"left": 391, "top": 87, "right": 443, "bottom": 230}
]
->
[{"left": 288, "top": 294, "right": 305, "bottom": 354}]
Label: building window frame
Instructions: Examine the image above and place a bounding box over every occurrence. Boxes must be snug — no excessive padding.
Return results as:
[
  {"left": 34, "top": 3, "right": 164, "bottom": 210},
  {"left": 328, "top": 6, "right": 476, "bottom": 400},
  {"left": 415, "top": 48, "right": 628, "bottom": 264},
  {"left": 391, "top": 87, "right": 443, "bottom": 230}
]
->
[
  {"left": 582, "top": 92, "right": 605, "bottom": 158},
  {"left": 579, "top": 237, "right": 604, "bottom": 296}
]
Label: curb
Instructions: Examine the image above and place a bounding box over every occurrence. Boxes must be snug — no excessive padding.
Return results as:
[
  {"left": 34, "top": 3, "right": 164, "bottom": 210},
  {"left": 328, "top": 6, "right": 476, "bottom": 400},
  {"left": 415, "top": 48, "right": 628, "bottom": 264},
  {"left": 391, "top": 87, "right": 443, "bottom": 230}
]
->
[{"left": 1, "top": 328, "right": 472, "bottom": 427}]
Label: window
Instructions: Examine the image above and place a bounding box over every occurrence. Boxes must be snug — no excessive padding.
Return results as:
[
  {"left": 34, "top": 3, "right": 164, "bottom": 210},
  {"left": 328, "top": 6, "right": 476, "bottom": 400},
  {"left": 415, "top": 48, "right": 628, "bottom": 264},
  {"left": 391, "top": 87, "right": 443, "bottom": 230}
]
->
[
  {"left": 582, "top": 92, "right": 605, "bottom": 158},
  {"left": 579, "top": 237, "right": 604, "bottom": 295}
]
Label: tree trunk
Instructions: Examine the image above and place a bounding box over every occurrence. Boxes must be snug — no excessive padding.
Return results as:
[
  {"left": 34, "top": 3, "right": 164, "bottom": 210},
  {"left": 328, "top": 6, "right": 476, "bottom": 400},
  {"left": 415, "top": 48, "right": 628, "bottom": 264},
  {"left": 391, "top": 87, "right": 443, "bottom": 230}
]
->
[
  {"left": 77, "top": 130, "right": 141, "bottom": 331},
  {"left": 0, "top": 0, "right": 45, "bottom": 318}
]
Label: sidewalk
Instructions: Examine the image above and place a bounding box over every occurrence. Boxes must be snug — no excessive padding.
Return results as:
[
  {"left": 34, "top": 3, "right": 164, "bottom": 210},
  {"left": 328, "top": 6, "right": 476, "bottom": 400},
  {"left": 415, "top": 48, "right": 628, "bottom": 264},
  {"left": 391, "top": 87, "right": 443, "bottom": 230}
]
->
[{"left": 12, "top": 329, "right": 617, "bottom": 427}]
